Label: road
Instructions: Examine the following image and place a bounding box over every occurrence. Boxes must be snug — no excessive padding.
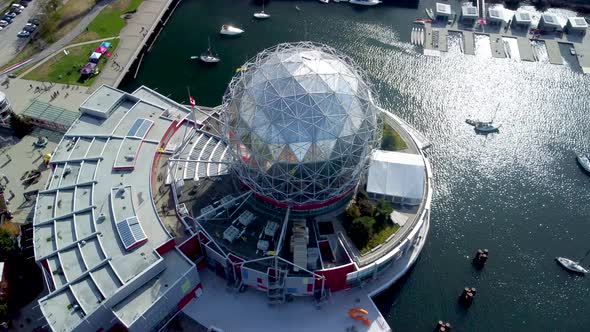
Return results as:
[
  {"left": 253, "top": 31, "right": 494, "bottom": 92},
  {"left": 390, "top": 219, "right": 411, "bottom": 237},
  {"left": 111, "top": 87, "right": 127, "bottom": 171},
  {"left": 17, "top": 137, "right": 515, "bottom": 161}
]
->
[{"left": 0, "top": 1, "right": 40, "bottom": 67}]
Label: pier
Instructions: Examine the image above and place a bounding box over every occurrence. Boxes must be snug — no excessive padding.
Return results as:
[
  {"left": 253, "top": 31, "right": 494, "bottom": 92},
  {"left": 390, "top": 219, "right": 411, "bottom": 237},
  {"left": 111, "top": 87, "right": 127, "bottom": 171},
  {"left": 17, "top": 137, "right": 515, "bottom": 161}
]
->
[{"left": 418, "top": 8, "right": 590, "bottom": 73}]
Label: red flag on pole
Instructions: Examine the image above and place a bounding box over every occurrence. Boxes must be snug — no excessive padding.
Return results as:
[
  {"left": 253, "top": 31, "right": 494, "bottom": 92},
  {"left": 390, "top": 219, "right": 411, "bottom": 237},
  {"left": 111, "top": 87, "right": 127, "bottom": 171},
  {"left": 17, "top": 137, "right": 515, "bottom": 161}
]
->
[{"left": 189, "top": 96, "right": 196, "bottom": 107}]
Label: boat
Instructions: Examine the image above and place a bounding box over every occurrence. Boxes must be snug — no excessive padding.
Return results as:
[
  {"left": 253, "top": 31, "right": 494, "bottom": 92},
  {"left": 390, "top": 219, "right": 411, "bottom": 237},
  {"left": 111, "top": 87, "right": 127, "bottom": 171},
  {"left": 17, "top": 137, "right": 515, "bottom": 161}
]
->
[
  {"left": 199, "top": 38, "right": 220, "bottom": 63},
  {"left": 253, "top": 1, "right": 270, "bottom": 19},
  {"left": 576, "top": 153, "right": 590, "bottom": 173},
  {"left": 220, "top": 25, "right": 244, "bottom": 36},
  {"left": 295, "top": 5, "right": 301, "bottom": 11},
  {"left": 318, "top": 0, "right": 329, "bottom": 3},
  {"left": 474, "top": 121, "right": 501, "bottom": 133},
  {"left": 349, "top": 0, "right": 381, "bottom": 5},
  {"left": 425, "top": 8, "right": 435, "bottom": 20},
  {"left": 411, "top": 27, "right": 416, "bottom": 45},
  {"left": 420, "top": 28, "right": 425, "bottom": 46},
  {"left": 556, "top": 257, "right": 589, "bottom": 274}
]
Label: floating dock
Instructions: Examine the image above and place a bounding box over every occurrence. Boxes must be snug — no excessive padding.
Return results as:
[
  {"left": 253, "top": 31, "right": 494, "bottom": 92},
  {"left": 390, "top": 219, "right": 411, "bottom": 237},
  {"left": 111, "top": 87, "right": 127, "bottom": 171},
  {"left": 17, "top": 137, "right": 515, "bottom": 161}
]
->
[{"left": 418, "top": 14, "right": 590, "bottom": 73}]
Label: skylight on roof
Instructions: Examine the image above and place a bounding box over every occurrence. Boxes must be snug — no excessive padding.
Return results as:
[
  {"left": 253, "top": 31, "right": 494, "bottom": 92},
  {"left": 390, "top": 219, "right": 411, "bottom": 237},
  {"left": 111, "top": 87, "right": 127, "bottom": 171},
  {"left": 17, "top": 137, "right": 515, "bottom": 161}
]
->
[{"left": 127, "top": 118, "right": 154, "bottom": 139}]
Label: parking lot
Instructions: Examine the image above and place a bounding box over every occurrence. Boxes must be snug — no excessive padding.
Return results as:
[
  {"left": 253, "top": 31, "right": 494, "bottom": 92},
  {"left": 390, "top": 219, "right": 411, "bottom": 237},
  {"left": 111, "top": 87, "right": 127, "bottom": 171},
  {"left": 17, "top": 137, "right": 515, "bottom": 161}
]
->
[{"left": 0, "top": 0, "right": 39, "bottom": 67}]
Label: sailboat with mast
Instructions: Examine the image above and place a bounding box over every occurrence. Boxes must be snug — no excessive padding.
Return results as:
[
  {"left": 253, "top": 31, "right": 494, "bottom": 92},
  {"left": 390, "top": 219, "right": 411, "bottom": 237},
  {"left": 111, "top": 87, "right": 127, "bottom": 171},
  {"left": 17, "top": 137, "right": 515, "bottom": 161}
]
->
[
  {"left": 556, "top": 248, "right": 590, "bottom": 274},
  {"left": 474, "top": 104, "right": 502, "bottom": 134},
  {"left": 254, "top": 1, "right": 270, "bottom": 19},
  {"left": 198, "top": 37, "right": 220, "bottom": 63}
]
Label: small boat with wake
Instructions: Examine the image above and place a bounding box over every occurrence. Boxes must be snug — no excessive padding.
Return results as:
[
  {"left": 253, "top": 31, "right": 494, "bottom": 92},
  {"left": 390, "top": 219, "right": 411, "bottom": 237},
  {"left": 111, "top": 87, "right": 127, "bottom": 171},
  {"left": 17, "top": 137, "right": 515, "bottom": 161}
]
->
[
  {"left": 576, "top": 153, "right": 590, "bottom": 173},
  {"left": 198, "top": 38, "right": 220, "bottom": 63},
  {"left": 556, "top": 257, "right": 589, "bottom": 274}
]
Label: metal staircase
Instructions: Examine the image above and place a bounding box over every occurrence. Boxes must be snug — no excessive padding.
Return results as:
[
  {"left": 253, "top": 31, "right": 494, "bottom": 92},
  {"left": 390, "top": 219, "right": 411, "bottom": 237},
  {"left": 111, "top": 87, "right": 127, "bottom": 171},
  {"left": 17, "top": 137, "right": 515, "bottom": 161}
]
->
[{"left": 267, "top": 268, "right": 287, "bottom": 304}]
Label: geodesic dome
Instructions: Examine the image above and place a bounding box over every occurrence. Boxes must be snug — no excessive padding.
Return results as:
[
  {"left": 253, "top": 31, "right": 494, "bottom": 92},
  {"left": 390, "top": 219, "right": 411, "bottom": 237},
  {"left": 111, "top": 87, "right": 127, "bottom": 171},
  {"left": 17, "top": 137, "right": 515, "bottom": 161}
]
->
[{"left": 221, "top": 42, "right": 381, "bottom": 208}]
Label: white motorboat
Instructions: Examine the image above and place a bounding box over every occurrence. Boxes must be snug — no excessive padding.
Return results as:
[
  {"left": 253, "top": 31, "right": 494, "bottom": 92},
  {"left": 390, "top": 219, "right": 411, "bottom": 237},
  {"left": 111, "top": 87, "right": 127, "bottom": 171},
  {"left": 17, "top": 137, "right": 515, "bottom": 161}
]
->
[
  {"left": 220, "top": 24, "right": 244, "bottom": 36},
  {"left": 318, "top": 0, "right": 329, "bottom": 3},
  {"left": 420, "top": 28, "right": 425, "bottom": 46},
  {"left": 254, "top": 1, "right": 270, "bottom": 19},
  {"left": 556, "top": 257, "right": 589, "bottom": 274},
  {"left": 411, "top": 27, "right": 417, "bottom": 45},
  {"left": 349, "top": 0, "right": 381, "bottom": 5},
  {"left": 577, "top": 153, "right": 590, "bottom": 173}
]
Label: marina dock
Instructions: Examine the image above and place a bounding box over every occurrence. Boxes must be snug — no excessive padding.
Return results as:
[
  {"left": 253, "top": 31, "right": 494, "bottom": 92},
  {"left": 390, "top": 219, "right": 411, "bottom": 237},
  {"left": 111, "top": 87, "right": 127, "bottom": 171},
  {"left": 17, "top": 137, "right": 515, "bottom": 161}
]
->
[
  {"left": 463, "top": 31, "right": 475, "bottom": 55},
  {"left": 544, "top": 40, "right": 563, "bottom": 65},
  {"left": 418, "top": 11, "right": 590, "bottom": 73}
]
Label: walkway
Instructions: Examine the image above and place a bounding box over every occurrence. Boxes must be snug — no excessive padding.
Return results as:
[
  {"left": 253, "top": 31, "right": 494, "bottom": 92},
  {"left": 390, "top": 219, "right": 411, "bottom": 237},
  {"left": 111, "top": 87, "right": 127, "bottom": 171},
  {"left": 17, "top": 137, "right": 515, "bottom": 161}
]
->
[{"left": 90, "top": 0, "right": 176, "bottom": 91}]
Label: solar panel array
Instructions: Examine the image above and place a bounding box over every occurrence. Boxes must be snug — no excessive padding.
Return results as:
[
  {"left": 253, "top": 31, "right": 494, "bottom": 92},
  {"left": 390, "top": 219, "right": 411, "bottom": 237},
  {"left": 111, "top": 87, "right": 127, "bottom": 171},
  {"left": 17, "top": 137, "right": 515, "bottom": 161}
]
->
[
  {"left": 127, "top": 118, "right": 154, "bottom": 139},
  {"left": 116, "top": 216, "right": 147, "bottom": 250}
]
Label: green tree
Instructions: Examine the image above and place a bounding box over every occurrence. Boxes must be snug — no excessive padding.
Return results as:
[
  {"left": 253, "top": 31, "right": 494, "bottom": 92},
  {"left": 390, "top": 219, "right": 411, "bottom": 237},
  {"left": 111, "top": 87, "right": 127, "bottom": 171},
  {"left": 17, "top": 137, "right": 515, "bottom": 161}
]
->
[
  {"left": 374, "top": 199, "right": 393, "bottom": 232},
  {"left": 0, "top": 301, "right": 8, "bottom": 319},
  {"left": 345, "top": 204, "right": 361, "bottom": 224},
  {"left": 9, "top": 113, "right": 33, "bottom": 138},
  {"left": 348, "top": 216, "right": 375, "bottom": 249},
  {"left": 0, "top": 229, "right": 16, "bottom": 260}
]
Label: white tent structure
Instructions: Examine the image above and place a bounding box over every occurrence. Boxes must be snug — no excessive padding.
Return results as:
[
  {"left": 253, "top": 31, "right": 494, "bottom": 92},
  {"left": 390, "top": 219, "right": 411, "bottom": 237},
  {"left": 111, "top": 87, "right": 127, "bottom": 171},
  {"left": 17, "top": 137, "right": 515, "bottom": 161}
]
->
[
  {"left": 89, "top": 52, "right": 102, "bottom": 63},
  {"left": 366, "top": 150, "right": 425, "bottom": 206}
]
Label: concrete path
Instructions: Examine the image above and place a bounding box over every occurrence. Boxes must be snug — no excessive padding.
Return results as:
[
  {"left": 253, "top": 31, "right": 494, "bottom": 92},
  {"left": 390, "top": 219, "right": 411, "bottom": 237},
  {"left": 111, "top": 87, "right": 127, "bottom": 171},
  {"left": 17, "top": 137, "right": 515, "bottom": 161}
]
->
[
  {"left": 90, "top": 0, "right": 176, "bottom": 91},
  {"left": 0, "top": 78, "right": 89, "bottom": 114},
  {"left": 0, "top": 0, "right": 40, "bottom": 67},
  {"left": 545, "top": 40, "right": 563, "bottom": 65}
]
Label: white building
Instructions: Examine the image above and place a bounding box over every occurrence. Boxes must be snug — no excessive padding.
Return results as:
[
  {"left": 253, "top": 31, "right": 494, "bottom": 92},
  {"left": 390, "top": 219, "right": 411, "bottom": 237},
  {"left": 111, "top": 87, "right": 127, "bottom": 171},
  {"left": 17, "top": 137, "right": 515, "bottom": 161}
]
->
[
  {"left": 366, "top": 150, "right": 426, "bottom": 206},
  {"left": 513, "top": 11, "right": 533, "bottom": 29},
  {"left": 461, "top": 5, "right": 478, "bottom": 25},
  {"left": 539, "top": 13, "right": 562, "bottom": 32},
  {"left": 487, "top": 7, "right": 504, "bottom": 25},
  {"left": 435, "top": 2, "right": 452, "bottom": 22},
  {"left": 565, "top": 17, "right": 588, "bottom": 34}
]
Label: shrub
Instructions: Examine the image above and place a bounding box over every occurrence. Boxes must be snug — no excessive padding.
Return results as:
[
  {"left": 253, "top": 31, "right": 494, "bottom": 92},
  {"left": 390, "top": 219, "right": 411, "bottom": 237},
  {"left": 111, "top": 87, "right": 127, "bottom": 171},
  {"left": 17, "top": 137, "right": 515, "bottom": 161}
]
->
[
  {"left": 0, "top": 229, "right": 16, "bottom": 259},
  {"left": 345, "top": 204, "right": 361, "bottom": 224},
  {"left": 9, "top": 113, "right": 33, "bottom": 138}
]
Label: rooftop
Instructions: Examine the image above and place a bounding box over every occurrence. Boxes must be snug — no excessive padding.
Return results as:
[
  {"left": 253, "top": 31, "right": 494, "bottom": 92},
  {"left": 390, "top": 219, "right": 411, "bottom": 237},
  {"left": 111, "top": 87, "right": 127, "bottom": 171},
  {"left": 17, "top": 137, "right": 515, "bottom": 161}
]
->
[
  {"left": 541, "top": 13, "right": 561, "bottom": 27},
  {"left": 436, "top": 2, "right": 451, "bottom": 16},
  {"left": 488, "top": 7, "right": 504, "bottom": 21},
  {"left": 461, "top": 6, "right": 478, "bottom": 18},
  {"left": 33, "top": 85, "right": 196, "bottom": 332},
  {"left": 568, "top": 17, "right": 588, "bottom": 29},
  {"left": 22, "top": 101, "right": 79, "bottom": 129},
  {"left": 514, "top": 11, "right": 532, "bottom": 24}
]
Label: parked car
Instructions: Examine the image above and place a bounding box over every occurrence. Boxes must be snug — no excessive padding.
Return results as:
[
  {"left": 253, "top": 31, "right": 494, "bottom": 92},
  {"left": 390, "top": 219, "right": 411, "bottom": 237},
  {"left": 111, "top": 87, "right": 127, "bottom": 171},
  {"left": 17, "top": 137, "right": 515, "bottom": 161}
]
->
[
  {"left": 17, "top": 30, "right": 30, "bottom": 38},
  {"left": 0, "top": 20, "right": 8, "bottom": 27},
  {"left": 2, "top": 16, "right": 13, "bottom": 23},
  {"left": 5, "top": 12, "right": 17, "bottom": 18},
  {"left": 19, "top": 1, "right": 29, "bottom": 7},
  {"left": 28, "top": 18, "right": 40, "bottom": 25},
  {"left": 23, "top": 24, "right": 36, "bottom": 32},
  {"left": 11, "top": 4, "right": 26, "bottom": 11}
]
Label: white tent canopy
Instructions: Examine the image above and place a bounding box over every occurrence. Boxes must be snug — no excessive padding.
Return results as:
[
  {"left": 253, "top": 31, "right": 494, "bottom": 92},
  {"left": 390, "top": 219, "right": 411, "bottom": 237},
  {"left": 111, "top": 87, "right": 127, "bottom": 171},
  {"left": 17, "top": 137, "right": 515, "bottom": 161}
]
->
[
  {"left": 366, "top": 150, "right": 425, "bottom": 205},
  {"left": 90, "top": 52, "right": 102, "bottom": 61}
]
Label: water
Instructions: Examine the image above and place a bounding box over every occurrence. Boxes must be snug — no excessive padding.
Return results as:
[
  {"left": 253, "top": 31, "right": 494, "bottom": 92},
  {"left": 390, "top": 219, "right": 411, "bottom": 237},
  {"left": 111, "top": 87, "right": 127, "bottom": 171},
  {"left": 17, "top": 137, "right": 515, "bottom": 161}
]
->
[{"left": 120, "top": 1, "right": 590, "bottom": 330}]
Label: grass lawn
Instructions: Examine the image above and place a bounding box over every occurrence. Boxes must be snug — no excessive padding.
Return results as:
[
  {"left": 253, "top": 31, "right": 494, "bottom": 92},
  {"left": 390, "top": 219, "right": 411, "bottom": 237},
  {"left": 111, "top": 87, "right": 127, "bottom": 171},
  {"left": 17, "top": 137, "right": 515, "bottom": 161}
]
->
[
  {"left": 24, "top": 38, "right": 119, "bottom": 86},
  {"left": 381, "top": 123, "right": 408, "bottom": 151},
  {"left": 360, "top": 224, "right": 401, "bottom": 255},
  {"left": 72, "top": 0, "right": 145, "bottom": 43}
]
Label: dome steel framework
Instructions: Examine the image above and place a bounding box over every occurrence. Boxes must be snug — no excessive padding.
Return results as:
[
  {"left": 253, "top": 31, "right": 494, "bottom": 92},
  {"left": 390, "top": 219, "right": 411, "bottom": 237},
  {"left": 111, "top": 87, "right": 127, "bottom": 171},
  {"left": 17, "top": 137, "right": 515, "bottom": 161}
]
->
[{"left": 221, "top": 42, "right": 382, "bottom": 208}]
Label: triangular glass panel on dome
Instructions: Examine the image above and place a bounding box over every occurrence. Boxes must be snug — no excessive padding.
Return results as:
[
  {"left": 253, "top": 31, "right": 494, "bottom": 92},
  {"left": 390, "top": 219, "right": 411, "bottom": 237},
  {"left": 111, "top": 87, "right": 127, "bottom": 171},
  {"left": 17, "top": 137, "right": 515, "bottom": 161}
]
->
[
  {"left": 317, "top": 139, "right": 337, "bottom": 156},
  {"left": 268, "top": 143, "right": 285, "bottom": 160},
  {"left": 278, "top": 144, "right": 298, "bottom": 163},
  {"left": 289, "top": 141, "right": 311, "bottom": 162}
]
